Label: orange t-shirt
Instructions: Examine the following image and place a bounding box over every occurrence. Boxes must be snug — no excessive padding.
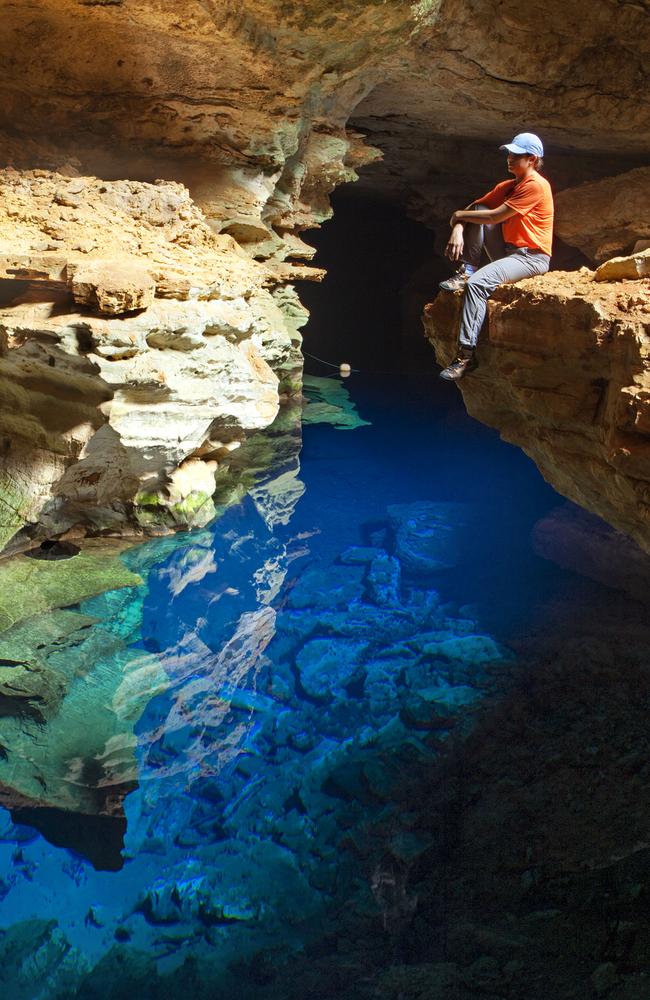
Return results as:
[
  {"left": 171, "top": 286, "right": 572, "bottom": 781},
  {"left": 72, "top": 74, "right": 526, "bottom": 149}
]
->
[{"left": 476, "top": 171, "right": 554, "bottom": 256}]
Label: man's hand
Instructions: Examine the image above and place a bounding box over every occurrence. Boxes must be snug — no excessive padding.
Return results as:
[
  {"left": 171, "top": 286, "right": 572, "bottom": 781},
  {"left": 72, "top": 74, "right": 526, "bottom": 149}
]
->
[{"left": 445, "top": 223, "right": 464, "bottom": 262}]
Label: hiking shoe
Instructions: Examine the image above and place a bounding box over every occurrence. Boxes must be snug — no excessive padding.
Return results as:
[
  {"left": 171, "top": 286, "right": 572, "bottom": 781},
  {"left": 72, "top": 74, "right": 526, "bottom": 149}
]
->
[
  {"left": 439, "top": 265, "right": 473, "bottom": 292},
  {"left": 439, "top": 352, "right": 477, "bottom": 381}
]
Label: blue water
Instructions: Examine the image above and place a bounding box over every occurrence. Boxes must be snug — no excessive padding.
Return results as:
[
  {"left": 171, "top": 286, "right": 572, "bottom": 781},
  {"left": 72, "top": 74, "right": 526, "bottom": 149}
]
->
[{"left": 0, "top": 371, "right": 644, "bottom": 998}]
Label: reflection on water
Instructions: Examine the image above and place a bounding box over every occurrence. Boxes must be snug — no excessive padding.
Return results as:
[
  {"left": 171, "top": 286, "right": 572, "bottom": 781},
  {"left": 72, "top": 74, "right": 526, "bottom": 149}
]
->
[{"left": 0, "top": 373, "right": 649, "bottom": 999}]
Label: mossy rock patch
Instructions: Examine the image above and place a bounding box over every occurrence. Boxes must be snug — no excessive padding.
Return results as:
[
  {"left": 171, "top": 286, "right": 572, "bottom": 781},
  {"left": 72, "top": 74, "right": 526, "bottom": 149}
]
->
[
  {"left": 0, "top": 476, "right": 29, "bottom": 553},
  {"left": 0, "top": 539, "right": 143, "bottom": 634}
]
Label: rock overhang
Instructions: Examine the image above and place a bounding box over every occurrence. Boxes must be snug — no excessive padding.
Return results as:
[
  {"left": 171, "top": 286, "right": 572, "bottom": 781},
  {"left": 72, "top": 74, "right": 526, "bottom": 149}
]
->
[{"left": 423, "top": 270, "right": 650, "bottom": 554}]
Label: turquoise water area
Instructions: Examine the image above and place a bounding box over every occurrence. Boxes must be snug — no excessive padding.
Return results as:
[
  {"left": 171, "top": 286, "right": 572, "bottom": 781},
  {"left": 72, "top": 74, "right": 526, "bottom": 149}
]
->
[{"left": 2, "top": 370, "right": 648, "bottom": 999}]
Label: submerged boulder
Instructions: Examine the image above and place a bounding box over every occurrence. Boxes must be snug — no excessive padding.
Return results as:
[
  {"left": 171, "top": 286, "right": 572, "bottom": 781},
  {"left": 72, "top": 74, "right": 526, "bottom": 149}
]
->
[
  {"left": 0, "top": 919, "right": 87, "bottom": 1000},
  {"left": 388, "top": 501, "right": 472, "bottom": 575},
  {"left": 301, "top": 375, "right": 371, "bottom": 431},
  {"left": 295, "top": 638, "right": 368, "bottom": 701},
  {"left": 137, "top": 873, "right": 258, "bottom": 926},
  {"left": 76, "top": 945, "right": 156, "bottom": 1000},
  {"left": 287, "top": 564, "right": 365, "bottom": 611},
  {"left": 366, "top": 552, "right": 401, "bottom": 606}
]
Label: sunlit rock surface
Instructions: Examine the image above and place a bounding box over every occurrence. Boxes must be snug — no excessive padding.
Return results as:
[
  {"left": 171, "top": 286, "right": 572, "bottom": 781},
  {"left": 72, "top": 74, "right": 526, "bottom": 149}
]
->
[
  {"left": 595, "top": 247, "right": 650, "bottom": 282},
  {"left": 424, "top": 270, "right": 650, "bottom": 553},
  {"left": 0, "top": 169, "right": 307, "bottom": 551}
]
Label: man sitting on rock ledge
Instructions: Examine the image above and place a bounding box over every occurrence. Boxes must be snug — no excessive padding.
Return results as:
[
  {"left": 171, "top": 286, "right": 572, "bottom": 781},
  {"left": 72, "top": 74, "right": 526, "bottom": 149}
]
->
[{"left": 438, "top": 132, "right": 553, "bottom": 381}]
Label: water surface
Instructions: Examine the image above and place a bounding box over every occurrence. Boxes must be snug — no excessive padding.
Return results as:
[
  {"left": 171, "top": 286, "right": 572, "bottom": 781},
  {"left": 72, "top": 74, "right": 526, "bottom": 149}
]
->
[{"left": 1, "top": 370, "right": 648, "bottom": 1000}]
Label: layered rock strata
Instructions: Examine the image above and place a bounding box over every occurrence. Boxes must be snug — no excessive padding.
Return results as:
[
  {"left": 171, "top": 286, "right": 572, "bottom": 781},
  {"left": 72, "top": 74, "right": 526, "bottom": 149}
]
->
[
  {"left": 0, "top": 0, "right": 649, "bottom": 550},
  {"left": 423, "top": 270, "right": 650, "bottom": 553},
  {"left": 0, "top": 169, "right": 309, "bottom": 552}
]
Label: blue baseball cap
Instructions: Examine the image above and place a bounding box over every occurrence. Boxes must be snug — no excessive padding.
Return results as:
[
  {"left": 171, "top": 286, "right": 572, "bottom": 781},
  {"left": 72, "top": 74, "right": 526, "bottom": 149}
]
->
[{"left": 499, "top": 132, "right": 544, "bottom": 157}]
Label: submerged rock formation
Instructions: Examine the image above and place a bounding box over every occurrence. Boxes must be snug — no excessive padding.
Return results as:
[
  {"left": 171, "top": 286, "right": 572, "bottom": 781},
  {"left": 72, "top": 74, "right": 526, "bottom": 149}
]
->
[
  {"left": 424, "top": 269, "right": 650, "bottom": 553},
  {"left": 0, "top": 490, "right": 511, "bottom": 993},
  {"left": 0, "top": 402, "right": 308, "bottom": 867},
  {"left": 533, "top": 502, "right": 650, "bottom": 605}
]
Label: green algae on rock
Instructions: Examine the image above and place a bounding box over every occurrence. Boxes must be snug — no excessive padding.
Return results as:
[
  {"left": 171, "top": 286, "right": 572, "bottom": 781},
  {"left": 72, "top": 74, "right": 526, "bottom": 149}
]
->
[
  {"left": 0, "top": 540, "right": 142, "bottom": 634},
  {"left": 0, "top": 477, "right": 29, "bottom": 554},
  {"left": 0, "top": 610, "right": 166, "bottom": 816}
]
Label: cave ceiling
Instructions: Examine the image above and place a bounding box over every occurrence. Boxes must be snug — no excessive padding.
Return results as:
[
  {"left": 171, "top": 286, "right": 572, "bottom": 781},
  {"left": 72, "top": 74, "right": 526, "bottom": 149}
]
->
[{"left": 1, "top": 0, "right": 649, "bottom": 224}]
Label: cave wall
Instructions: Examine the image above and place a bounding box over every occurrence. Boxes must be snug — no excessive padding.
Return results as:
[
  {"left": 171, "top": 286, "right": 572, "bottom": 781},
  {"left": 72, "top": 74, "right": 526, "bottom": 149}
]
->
[
  {"left": 0, "top": 0, "right": 649, "bottom": 550},
  {"left": 423, "top": 270, "right": 650, "bottom": 554}
]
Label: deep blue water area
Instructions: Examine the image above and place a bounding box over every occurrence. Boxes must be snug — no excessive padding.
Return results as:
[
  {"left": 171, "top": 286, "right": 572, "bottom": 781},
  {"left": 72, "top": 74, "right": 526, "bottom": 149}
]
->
[
  {"left": 1, "top": 370, "right": 649, "bottom": 1000},
  {"left": 293, "top": 373, "right": 563, "bottom": 638}
]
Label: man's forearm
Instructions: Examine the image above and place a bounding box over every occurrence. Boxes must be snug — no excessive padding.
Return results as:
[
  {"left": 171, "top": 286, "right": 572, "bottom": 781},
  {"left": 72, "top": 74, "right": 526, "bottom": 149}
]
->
[{"left": 451, "top": 205, "right": 514, "bottom": 226}]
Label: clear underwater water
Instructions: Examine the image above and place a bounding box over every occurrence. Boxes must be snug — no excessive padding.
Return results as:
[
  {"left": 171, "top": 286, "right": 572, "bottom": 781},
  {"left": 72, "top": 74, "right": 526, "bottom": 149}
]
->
[{"left": 1, "top": 370, "right": 649, "bottom": 999}]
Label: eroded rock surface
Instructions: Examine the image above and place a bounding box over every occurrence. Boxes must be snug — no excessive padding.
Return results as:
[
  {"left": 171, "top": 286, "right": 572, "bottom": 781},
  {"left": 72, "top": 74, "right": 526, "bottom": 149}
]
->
[
  {"left": 533, "top": 502, "right": 650, "bottom": 605},
  {"left": 555, "top": 168, "right": 650, "bottom": 263},
  {"left": 423, "top": 270, "right": 650, "bottom": 553},
  {"left": 0, "top": 0, "right": 648, "bottom": 549},
  {"left": 0, "top": 169, "right": 305, "bottom": 551}
]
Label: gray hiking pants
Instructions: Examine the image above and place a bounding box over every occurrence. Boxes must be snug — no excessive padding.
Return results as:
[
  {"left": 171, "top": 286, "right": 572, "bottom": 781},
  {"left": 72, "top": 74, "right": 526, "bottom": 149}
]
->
[{"left": 458, "top": 205, "right": 550, "bottom": 349}]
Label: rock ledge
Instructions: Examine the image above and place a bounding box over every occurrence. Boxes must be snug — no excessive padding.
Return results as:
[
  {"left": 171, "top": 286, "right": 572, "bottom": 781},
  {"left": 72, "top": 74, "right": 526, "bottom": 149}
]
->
[{"left": 423, "top": 269, "right": 650, "bottom": 553}]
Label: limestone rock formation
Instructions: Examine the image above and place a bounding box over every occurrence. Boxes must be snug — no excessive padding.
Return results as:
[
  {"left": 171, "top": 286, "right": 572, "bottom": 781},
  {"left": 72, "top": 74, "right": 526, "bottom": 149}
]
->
[
  {"left": 351, "top": 3, "right": 650, "bottom": 223},
  {"left": 0, "top": 169, "right": 305, "bottom": 552},
  {"left": 533, "top": 503, "right": 650, "bottom": 605},
  {"left": 70, "top": 261, "right": 156, "bottom": 315},
  {"left": 555, "top": 168, "right": 650, "bottom": 263},
  {"left": 595, "top": 247, "right": 650, "bottom": 282},
  {"left": 0, "top": 0, "right": 649, "bottom": 551},
  {"left": 423, "top": 270, "right": 650, "bottom": 553}
]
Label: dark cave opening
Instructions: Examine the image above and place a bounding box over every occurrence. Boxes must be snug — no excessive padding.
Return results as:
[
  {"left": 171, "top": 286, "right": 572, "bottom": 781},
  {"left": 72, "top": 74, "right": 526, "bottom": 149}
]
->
[{"left": 297, "top": 190, "right": 447, "bottom": 376}]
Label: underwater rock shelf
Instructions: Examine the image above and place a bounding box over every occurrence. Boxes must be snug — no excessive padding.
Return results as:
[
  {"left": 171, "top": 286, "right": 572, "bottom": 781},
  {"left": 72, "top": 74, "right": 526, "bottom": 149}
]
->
[{"left": 0, "top": 498, "right": 508, "bottom": 996}]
